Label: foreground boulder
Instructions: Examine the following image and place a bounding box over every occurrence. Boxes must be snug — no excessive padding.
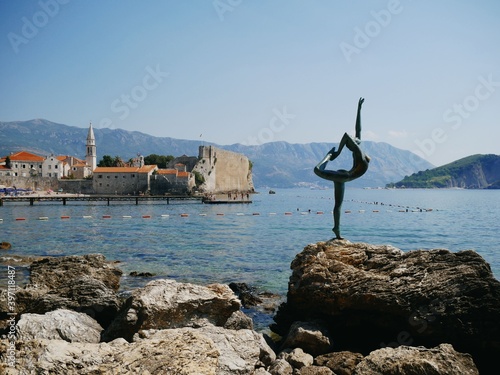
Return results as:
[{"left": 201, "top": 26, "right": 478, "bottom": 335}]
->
[
  {"left": 16, "top": 309, "right": 103, "bottom": 343},
  {"left": 353, "top": 344, "right": 478, "bottom": 375},
  {"left": 28, "top": 253, "right": 122, "bottom": 291},
  {"left": 103, "top": 279, "right": 243, "bottom": 341},
  {"left": 273, "top": 239, "right": 500, "bottom": 374},
  {"left": 15, "top": 254, "right": 122, "bottom": 327},
  {"left": 0, "top": 324, "right": 275, "bottom": 374}
]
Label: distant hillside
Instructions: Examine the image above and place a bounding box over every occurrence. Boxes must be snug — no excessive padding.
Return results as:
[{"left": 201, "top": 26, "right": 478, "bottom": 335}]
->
[
  {"left": 0, "top": 119, "right": 434, "bottom": 188},
  {"left": 387, "top": 154, "right": 500, "bottom": 189}
]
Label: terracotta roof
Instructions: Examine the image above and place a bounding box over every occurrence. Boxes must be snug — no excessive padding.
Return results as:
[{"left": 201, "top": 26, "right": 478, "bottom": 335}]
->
[
  {"left": 177, "top": 171, "right": 190, "bottom": 177},
  {"left": 0, "top": 165, "right": 12, "bottom": 170},
  {"left": 157, "top": 169, "right": 178, "bottom": 175},
  {"left": 94, "top": 165, "right": 157, "bottom": 174},
  {"left": 3, "top": 151, "right": 44, "bottom": 162}
]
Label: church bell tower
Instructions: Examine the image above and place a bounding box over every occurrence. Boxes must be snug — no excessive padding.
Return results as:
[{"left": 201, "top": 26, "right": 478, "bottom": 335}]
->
[{"left": 86, "top": 122, "right": 97, "bottom": 171}]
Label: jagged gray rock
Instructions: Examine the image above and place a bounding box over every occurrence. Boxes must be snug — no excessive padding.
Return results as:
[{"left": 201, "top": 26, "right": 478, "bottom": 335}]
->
[
  {"left": 279, "top": 348, "right": 313, "bottom": 369},
  {"left": 28, "top": 253, "right": 122, "bottom": 291},
  {"left": 273, "top": 240, "right": 498, "bottom": 374},
  {"left": 0, "top": 324, "right": 275, "bottom": 375},
  {"left": 224, "top": 310, "right": 254, "bottom": 330},
  {"left": 16, "top": 309, "right": 103, "bottom": 343},
  {"left": 353, "top": 344, "right": 479, "bottom": 375},
  {"left": 300, "top": 366, "right": 335, "bottom": 375},
  {"left": 11, "top": 254, "right": 123, "bottom": 328},
  {"left": 0, "top": 329, "right": 218, "bottom": 374},
  {"left": 103, "top": 279, "right": 242, "bottom": 341},
  {"left": 268, "top": 358, "right": 293, "bottom": 375},
  {"left": 16, "top": 275, "right": 122, "bottom": 328},
  {"left": 279, "top": 320, "right": 332, "bottom": 356},
  {"left": 314, "top": 351, "right": 364, "bottom": 375}
]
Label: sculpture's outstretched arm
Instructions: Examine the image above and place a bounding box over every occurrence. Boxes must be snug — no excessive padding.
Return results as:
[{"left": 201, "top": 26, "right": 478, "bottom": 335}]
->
[{"left": 355, "top": 97, "right": 364, "bottom": 141}]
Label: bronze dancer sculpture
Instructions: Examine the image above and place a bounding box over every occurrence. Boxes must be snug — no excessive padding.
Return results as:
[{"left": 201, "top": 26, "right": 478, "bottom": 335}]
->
[{"left": 314, "top": 97, "right": 370, "bottom": 239}]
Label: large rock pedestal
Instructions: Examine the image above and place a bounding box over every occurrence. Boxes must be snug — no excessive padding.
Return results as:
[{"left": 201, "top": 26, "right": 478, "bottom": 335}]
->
[{"left": 272, "top": 239, "right": 500, "bottom": 374}]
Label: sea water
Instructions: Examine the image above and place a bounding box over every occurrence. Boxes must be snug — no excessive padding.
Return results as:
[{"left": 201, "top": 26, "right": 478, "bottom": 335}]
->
[{"left": 1, "top": 187, "right": 498, "bottom": 301}]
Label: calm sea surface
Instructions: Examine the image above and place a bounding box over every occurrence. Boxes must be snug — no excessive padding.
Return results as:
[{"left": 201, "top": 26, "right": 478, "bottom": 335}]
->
[{"left": 1, "top": 188, "right": 498, "bottom": 301}]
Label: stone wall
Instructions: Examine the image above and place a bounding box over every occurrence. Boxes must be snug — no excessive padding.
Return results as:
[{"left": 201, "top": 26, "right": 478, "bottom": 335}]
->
[
  {"left": 193, "top": 146, "right": 254, "bottom": 193},
  {"left": 167, "top": 156, "right": 198, "bottom": 171},
  {"left": 150, "top": 174, "right": 195, "bottom": 195},
  {"left": 0, "top": 176, "right": 59, "bottom": 192},
  {"left": 93, "top": 173, "right": 151, "bottom": 195},
  {"left": 58, "top": 180, "right": 94, "bottom": 194}
]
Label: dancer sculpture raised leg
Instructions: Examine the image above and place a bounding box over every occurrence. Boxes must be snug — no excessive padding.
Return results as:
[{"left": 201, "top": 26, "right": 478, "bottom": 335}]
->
[{"left": 314, "top": 97, "right": 370, "bottom": 239}]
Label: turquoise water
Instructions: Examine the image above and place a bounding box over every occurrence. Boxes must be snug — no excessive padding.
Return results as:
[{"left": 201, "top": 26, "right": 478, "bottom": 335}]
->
[{"left": 1, "top": 188, "right": 499, "bottom": 297}]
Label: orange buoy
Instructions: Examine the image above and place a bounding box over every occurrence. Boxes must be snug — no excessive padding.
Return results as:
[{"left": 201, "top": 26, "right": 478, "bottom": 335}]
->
[
  {"left": 61, "top": 216, "right": 70, "bottom": 219},
  {"left": 102, "top": 215, "right": 111, "bottom": 219},
  {"left": 15, "top": 217, "right": 26, "bottom": 221},
  {"left": 284, "top": 212, "right": 292, "bottom": 215},
  {"left": 180, "top": 213, "right": 189, "bottom": 217},
  {"left": 142, "top": 215, "right": 151, "bottom": 219}
]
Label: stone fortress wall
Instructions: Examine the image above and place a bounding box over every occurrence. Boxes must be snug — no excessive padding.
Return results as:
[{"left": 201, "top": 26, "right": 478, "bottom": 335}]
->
[
  {"left": 0, "top": 176, "right": 60, "bottom": 192},
  {"left": 193, "top": 146, "right": 254, "bottom": 194}
]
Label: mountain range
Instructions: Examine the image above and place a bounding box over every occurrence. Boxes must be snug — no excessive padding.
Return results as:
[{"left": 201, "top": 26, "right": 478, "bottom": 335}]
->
[{"left": 0, "top": 119, "right": 435, "bottom": 188}]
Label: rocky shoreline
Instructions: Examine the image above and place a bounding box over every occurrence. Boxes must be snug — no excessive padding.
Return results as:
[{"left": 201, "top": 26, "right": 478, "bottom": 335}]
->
[{"left": 1, "top": 240, "right": 499, "bottom": 374}]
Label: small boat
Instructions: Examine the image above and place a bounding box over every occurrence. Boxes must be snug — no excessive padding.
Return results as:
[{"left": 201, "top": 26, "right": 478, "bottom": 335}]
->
[{"left": 269, "top": 190, "right": 276, "bottom": 194}]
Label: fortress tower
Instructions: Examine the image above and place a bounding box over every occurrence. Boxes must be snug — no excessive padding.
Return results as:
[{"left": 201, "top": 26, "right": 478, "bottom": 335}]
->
[{"left": 86, "top": 122, "right": 97, "bottom": 171}]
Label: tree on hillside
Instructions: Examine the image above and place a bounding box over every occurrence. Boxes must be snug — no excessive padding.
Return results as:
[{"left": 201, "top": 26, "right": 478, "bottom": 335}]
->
[
  {"left": 98, "top": 155, "right": 124, "bottom": 167},
  {"left": 144, "top": 154, "right": 174, "bottom": 168},
  {"left": 114, "top": 156, "right": 125, "bottom": 167},
  {"left": 5, "top": 156, "right": 11, "bottom": 169}
]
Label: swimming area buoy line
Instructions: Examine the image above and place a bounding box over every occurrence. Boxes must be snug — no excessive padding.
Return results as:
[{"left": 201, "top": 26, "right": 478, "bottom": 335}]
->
[{"left": 2, "top": 207, "right": 434, "bottom": 222}]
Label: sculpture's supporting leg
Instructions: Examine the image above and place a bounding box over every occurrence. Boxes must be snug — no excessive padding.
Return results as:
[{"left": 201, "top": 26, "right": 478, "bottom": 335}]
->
[{"left": 333, "top": 181, "right": 345, "bottom": 239}]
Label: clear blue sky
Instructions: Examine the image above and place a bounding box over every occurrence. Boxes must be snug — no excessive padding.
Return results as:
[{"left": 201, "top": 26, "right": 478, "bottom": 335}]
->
[{"left": 1, "top": 0, "right": 499, "bottom": 166}]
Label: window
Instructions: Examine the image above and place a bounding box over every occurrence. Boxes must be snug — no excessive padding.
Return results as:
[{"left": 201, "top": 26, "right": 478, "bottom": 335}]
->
[
  {"left": 98, "top": 174, "right": 103, "bottom": 178},
  {"left": 22, "top": 164, "right": 26, "bottom": 169},
  {"left": 48, "top": 165, "right": 52, "bottom": 170},
  {"left": 55, "top": 165, "right": 58, "bottom": 169}
]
